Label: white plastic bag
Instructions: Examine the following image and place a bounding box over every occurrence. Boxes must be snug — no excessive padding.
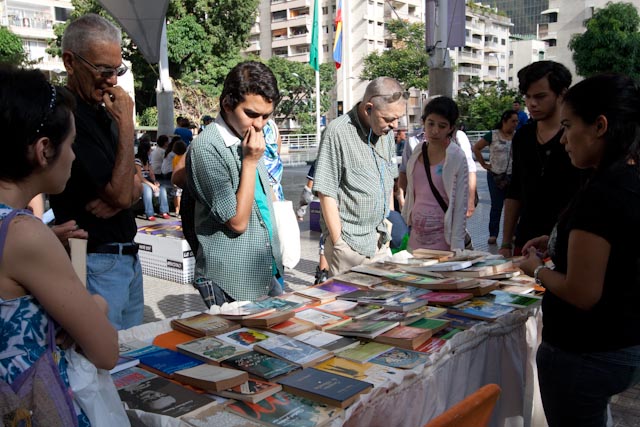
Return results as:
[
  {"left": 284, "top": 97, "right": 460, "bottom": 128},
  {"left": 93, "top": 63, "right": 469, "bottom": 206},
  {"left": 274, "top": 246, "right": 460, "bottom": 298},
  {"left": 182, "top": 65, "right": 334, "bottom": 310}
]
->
[
  {"left": 272, "top": 200, "right": 301, "bottom": 269},
  {"left": 66, "top": 347, "right": 130, "bottom": 427}
]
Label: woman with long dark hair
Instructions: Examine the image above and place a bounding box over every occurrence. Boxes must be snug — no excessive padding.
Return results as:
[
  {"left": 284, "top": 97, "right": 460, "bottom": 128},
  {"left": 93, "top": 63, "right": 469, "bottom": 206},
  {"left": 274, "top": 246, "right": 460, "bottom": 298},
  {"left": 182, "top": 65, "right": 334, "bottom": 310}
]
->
[{"left": 519, "top": 74, "right": 640, "bottom": 426}]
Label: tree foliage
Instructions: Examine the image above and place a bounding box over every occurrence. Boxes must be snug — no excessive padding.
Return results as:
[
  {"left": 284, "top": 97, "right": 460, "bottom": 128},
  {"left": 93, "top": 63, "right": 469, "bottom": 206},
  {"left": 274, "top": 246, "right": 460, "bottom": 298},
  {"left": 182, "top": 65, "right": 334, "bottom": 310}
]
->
[
  {"left": 360, "top": 19, "right": 429, "bottom": 90},
  {"left": 569, "top": 2, "right": 640, "bottom": 80},
  {"left": 0, "top": 26, "right": 26, "bottom": 65},
  {"left": 455, "top": 77, "right": 519, "bottom": 131}
]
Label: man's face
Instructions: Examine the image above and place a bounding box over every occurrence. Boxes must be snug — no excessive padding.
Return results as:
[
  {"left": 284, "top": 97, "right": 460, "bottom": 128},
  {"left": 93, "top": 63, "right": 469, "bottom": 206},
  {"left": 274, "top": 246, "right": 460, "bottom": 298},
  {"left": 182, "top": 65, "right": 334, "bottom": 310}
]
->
[
  {"left": 224, "top": 93, "right": 274, "bottom": 137},
  {"left": 523, "top": 77, "right": 561, "bottom": 122},
  {"left": 513, "top": 102, "right": 521, "bottom": 112},
  {"left": 367, "top": 101, "right": 406, "bottom": 137},
  {"left": 64, "top": 41, "right": 124, "bottom": 105}
]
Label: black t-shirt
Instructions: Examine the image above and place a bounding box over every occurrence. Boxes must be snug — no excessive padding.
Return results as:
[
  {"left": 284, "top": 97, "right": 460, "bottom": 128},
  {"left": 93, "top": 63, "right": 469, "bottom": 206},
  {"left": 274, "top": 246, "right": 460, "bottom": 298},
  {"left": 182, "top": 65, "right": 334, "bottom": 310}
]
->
[
  {"left": 544, "top": 164, "right": 640, "bottom": 352},
  {"left": 50, "top": 96, "right": 136, "bottom": 247},
  {"left": 506, "top": 122, "right": 582, "bottom": 246}
]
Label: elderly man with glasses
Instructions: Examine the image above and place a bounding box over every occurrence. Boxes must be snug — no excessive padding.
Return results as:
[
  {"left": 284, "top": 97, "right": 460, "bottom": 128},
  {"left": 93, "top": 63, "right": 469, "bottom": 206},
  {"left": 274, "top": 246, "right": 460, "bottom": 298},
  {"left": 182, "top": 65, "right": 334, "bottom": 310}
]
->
[
  {"left": 50, "top": 13, "right": 144, "bottom": 330},
  {"left": 313, "top": 77, "right": 408, "bottom": 276}
]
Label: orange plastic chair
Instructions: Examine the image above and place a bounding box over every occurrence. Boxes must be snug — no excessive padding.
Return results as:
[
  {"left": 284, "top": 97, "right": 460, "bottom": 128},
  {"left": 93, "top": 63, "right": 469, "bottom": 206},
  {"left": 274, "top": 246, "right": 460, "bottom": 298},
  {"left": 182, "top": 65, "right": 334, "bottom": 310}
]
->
[{"left": 424, "top": 384, "right": 502, "bottom": 427}]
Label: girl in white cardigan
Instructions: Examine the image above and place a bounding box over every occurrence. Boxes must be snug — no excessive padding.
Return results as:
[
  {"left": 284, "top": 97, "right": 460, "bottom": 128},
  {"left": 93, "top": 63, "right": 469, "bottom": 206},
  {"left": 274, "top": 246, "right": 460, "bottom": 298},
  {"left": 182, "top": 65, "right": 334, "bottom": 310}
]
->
[{"left": 401, "top": 97, "right": 469, "bottom": 250}]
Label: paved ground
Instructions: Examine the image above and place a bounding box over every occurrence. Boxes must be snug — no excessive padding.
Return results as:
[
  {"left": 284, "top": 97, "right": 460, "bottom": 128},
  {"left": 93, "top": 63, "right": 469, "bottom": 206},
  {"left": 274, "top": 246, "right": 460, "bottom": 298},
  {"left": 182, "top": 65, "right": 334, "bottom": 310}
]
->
[{"left": 137, "top": 158, "right": 639, "bottom": 427}]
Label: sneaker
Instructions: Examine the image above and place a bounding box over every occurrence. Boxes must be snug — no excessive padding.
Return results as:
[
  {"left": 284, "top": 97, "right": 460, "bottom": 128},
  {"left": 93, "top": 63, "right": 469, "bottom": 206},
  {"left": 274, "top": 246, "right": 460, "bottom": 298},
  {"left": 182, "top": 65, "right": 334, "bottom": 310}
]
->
[
  {"left": 313, "top": 266, "right": 330, "bottom": 285},
  {"left": 487, "top": 236, "right": 497, "bottom": 245},
  {"left": 147, "top": 215, "right": 156, "bottom": 221},
  {"left": 161, "top": 213, "right": 171, "bottom": 220}
]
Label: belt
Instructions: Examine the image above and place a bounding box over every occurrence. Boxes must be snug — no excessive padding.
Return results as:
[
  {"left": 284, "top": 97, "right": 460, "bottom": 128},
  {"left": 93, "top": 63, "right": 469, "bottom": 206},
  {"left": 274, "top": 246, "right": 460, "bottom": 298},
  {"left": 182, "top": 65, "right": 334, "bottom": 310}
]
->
[{"left": 87, "top": 243, "right": 139, "bottom": 255}]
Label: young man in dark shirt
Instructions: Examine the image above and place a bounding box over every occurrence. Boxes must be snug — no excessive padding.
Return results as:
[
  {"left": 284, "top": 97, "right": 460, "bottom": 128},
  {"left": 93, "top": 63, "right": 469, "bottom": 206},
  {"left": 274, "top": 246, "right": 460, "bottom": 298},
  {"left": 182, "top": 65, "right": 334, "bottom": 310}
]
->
[{"left": 499, "top": 61, "right": 581, "bottom": 257}]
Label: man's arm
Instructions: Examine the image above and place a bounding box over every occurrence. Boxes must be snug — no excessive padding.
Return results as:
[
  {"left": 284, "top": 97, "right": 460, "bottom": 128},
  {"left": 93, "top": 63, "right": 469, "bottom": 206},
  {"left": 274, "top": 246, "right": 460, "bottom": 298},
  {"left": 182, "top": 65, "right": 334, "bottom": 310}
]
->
[
  {"left": 318, "top": 193, "right": 342, "bottom": 244},
  {"left": 467, "top": 171, "right": 476, "bottom": 218},
  {"left": 98, "top": 86, "right": 139, "bottom": 208},
  {"left": 499, "top": 198, "right": 521, "bottom": 256},
  {"left": 172, "top": 154, "right": 187, "bottom": 188}
]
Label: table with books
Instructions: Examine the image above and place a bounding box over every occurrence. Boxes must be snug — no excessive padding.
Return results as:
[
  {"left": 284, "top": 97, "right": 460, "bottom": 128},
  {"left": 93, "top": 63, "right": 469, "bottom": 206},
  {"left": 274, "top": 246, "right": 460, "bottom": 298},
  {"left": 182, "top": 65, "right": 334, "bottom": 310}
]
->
[{"left": 115, "top": 250, "right": 546, "bottom": 427}]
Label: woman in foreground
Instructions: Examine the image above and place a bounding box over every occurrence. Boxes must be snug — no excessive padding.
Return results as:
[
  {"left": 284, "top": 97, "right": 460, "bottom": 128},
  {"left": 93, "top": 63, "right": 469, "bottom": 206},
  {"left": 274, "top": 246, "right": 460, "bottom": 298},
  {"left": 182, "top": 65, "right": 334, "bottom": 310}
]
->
[
  {"left": 0, "top": 66, "right": 118, "bottom": 425},
  {"left": 518, "top": 74, "right": 640, "bottom": 427}
]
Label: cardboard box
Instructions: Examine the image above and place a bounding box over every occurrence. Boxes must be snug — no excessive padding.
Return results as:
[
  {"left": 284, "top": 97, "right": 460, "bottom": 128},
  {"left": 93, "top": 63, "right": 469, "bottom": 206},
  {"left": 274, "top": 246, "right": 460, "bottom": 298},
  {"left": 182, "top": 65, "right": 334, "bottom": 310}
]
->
[
  {"left": 135, "top": 222, "right": 195, "bottom": 284},
  {"left": 309, "top": 200, "right": 322, "bottom": 232}
]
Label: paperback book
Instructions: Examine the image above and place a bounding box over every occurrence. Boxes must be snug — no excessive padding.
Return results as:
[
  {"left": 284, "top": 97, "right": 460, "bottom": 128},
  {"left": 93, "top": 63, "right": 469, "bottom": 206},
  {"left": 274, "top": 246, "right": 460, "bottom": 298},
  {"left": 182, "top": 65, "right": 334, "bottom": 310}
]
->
[
  {"left": 437, "top": 312, "right": 486, "bottom": 330},
  {"left": 333, "top": 272, "right": 387, "bottom": 288},
  {"left": 325, "top": 319, "right": 399, "bottom": 339},
  {"left": 217, "top": 303, "right": 276, "bottom": 320},
  {"left": 176, "top": 336, "right": 249, "bottom": 365},
  {"left": 441, "top": 259, "right": 514, "bottom": 278},
  {"left": 294, "top": 308, "right": 351, "bottom": 331},
  {"left": 277, "top": 368, "right": 373, "bottom": 408},
  {"left": 415, "top": 337, "right": 447, "bottom": 354},
  {"left": 112, "top": 366, "right": 157, "bottom": 389},
  {"left": 433, "top": 326, "right": 463, "bottom": 340},
  {"left": 254, "top": 335, "right": 333, "bottom": 368},
  {"left": 370, "top": 347, "right": 431, "bottom": 370},
  {"left": 337, "top": 342, "right": 393, "bottom": 364},
  {"left": 263, "top": 318, "right": 316, "bottom": 337},
  {"left": 170, "top": 313, "right": 241, "bottom": 338},
  {"left": 226, "top": 391, "right": 341, "bottom": 427},
  {"left": 295, "top": 330, "right": 360, "bottom": 353},
  {"left": 172, "top": 364, "right": 249, "bottom": 392},
  {"left": 213, "top": 379, "right": 282, "bottom": 403},
  {"left": 238, "top": 310, "right": 296, "bottom": 328},
  {"left": 406, "top": 317, "right": 451, "bottom": 334},
  {"left": 448, "top": 298, "right": 515, "bottom": 321},
  {"left": 314, "top": 280, "right": 362, "bottom": 296},
  {"left": 255, "top": 296, "right": 308, "bottom": 312},
  {"left": 381, "top": 295, "right": 429, "bottom": 312},
  {"left": 373, "top": 325, "right": 432, "bottom": 350},
  {"left": 294, "top": 287, "right": 338, "bottom": 304},
  {"left": 216, "top": 328, "right": 278, "bottom": 350},
  {"left": 367, "top": 309, "right": 426, "bottom": 326},
  {"left": 313, "top": 357, "right": 401, "bottom": 388},
  {"left": 137, "top": 348, "right": 203, "bottom": 378},
  {"left": 223, "top": 351, "right": 299, "bottom": 381},
  {"left": 337, "top": 289, "right": 405, "bottom": 304},
  {"left": 488, "top": 290, "right": 542, "bottom": 308},
  {"left": 422, "top": 291, "right": 474, "bottom": 306}
]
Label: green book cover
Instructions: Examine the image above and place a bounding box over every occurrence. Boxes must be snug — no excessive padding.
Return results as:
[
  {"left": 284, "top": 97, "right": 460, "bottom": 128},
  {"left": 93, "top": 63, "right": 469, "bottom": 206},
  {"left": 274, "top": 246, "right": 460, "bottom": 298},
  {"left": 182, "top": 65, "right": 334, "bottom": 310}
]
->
[{"left": 337, "top": 342, "right": 393, "bottom": 363}]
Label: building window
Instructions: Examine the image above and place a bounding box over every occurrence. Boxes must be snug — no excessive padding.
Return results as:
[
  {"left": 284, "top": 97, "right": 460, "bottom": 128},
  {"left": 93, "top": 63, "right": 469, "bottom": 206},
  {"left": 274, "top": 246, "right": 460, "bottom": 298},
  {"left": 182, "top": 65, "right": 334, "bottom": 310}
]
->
[
  {"left": 272, "top": 10, "right": 286, "bottom": 21},
  {"left": 322, "top": 6, "right": 328, "bottom": 15},
  {"left": 54, "top": 7, "right": 71, "bottom": 22}
]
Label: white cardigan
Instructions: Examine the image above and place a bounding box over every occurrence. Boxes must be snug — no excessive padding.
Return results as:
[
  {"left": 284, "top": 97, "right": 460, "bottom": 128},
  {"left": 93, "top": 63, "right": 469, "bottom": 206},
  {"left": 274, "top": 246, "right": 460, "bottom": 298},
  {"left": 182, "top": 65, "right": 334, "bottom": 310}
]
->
[{"left": 401, "top": 140, "right": 469, "bottom": 250}]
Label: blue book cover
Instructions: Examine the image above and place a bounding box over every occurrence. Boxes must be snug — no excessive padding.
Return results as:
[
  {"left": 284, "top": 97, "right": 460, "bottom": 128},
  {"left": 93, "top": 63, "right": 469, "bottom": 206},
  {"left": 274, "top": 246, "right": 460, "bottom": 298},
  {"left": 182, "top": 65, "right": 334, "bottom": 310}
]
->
[
  {"left": 255, "top": 336, "right": 331, "bottom": 367},
  {"left": 370, "top": 347, "right": 430, "bottom": 370},
  {"left": 277, "top": 368, "right": 373, "bottom": 408},
  {"left": 438, "top": 312, "right": 485, "bottom": 330},
  {"left": 223, "top": 351, "right": 299, "bottom": 380},
  {"left": 121, "top": 344, "right": 164, "bottom": 358},
  {"left": 138, "top": 348, "right": 203, "bottom": 376}
]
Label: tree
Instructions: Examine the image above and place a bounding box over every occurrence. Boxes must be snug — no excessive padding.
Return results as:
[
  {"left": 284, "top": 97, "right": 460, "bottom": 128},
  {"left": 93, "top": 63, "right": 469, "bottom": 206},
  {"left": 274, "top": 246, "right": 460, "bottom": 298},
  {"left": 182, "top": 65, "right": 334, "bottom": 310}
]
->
[
  {"left": 0, "top": 26, "right": 26, "bottom": 65},
  {"left": 360, "top": 19, "right": 429, "bottom": 90},
  {"left": 456, "top": 77, "right": 519, "bottom": 131},
  {"left": 569, "top": 2, "right": 640, "bottom": 80}
]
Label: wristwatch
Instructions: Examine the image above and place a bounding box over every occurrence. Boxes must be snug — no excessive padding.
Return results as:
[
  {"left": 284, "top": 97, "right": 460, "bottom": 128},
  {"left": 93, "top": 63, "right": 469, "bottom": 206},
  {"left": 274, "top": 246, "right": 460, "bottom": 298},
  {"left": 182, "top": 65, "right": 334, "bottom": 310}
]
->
[{"left": 533, "top": 265, "right": 548, "bottom": 286}]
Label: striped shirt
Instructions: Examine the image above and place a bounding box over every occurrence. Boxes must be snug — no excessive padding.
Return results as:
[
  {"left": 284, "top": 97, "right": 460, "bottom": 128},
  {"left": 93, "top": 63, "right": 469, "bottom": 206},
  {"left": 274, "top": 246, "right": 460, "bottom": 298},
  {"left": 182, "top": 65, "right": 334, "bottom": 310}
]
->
[{"left": 313, "top": 104, "right": 398, "bottom": 257}]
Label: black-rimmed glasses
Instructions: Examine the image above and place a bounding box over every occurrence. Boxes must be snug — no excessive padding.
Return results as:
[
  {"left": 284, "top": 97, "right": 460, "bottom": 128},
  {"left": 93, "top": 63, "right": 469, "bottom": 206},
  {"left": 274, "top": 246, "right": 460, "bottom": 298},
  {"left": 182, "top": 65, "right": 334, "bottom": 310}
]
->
[
  {"left": 72, "top": 51, "right": 128, "bottom": 78},
  {"left": 370, "top": 91, "right": 410, "bottom": 102}
]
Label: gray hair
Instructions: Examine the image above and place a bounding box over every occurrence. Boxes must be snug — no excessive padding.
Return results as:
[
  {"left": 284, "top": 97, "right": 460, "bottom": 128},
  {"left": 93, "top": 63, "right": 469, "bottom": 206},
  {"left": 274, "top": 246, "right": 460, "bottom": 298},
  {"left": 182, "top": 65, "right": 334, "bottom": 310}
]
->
[
  {"left": 62, "top": 14, "right": 122, "bottom": 54},
  {"left": 363, "top": 77, "right": 405, "bottom": 108}
]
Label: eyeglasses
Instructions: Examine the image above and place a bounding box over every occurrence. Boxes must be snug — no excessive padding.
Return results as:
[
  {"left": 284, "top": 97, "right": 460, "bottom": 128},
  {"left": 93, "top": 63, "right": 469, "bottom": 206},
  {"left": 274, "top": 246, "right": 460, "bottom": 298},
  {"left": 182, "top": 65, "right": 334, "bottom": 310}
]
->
[
  {"left": 370, "top": 91, "right": 410, "bottom": 102},
  {"left": 72, "top": 51, "right": 128, "bottom": 78}
]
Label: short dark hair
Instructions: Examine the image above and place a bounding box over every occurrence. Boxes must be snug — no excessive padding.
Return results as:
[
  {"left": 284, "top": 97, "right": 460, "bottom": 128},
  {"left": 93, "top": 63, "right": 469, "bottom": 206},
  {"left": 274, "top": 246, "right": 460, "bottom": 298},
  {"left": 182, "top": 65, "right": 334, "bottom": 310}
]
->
[
  {"left": 518, "top": 60, "right": 572, "bottom": 96},
  {"left": 172, "top": 140, "right": 187, "bottom": 156},
  {"left": 422, "top": 96, "right": 459, "bottom": 129},
  {"left": 220, "top": 61, "right": 280, "bottom": 111},
  {"left": 0, "top": 65, "right": 75, "bottom": 181},
  {"left": 156, "top": 134, "right": 169, "bottom": 148},
  {"left": 563, "top": 73, "right": 640, "bottom": 170}
]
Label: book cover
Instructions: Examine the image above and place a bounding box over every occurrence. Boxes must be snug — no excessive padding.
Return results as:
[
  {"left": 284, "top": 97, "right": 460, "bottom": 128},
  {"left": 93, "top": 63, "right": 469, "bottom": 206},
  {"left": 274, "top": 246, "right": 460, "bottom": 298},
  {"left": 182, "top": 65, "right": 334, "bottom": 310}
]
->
[
  {"left": 117, "top": 375, "right": 215, "bottom": 418},
  {"left": 488, "top": 290, "right": 542, "bottom": 308},
  {"left": 337, "top": 342, "right": 393, "bottom": 363},
  {"left": 448, "top": 298, "right": 515, "bottom": 321},
  {"left": 254, "top": 335, "right": 333, "bottom": 368},
  {"left": 370, "top": 347, "right": 431, "bottom": 369},
  {"left": 176, "top": 336, "right": 249, "bottom": 365},
  {"left": 333, "top": 272, "right": 387, "bottom": 288},
  {"left": 433, "top": 326, "right": 463, "bottom": 340},
  {"left": 170, "top": 313, "right": 241, "bottom": 338},
  {"left": 223, "top": 351, "right": 299, "bottom": 381},
  {"left": 314, "top": 280, "right": 361, "bottom": 295},
  {"left": 415, "top": 337, "right": 447, "bottom": 354},
  {"left": 316, "top": 299, "right": 358, "bottom": 313},
  {"left": 214, "top": 379, "right": 282, "bottom": 403},
  {"left": 411, "top": 248, "right": 455, "bottom": 261},
  {"left": 295, "top": 330, "right": 360, "bottom": 353},
  {"left": 152, "top": 329, "right": 197, "bottom": 351},
  {"left": 342, "top": 304, "right": 385, "bottom": 320},
  {"left": 277, "top": 368, "right": 373, "bottom": 409},
  {"left": 313, "top": 357, "right": 401, "bottom": 388},
  {"left": 119, "top": 339, "right": 152, "bottom": 354},
  {"left": 255, "top": 296, "right": 308, "bottom": 312},
  {"left": 417, "top": 305, "right": 448, "bottom": 318},
  {"left": 374, "top": 325, "right": 432, "bottom": 350},
  {"left": 173, "top": 364, "right": 249, "bottom": 392},
  {"left": 226, "top": 391, "right": 341, "bottom": 427},
  {"left": 239, "top": 310, "right": 296, "bottom": 328},
  {"left": 121, "top": 344, "right": 165, "bottom": 358},
  {"left": 437, "top": 312, "right": 486, "bottom": 330},
  {"left": 367, "top": 309, "right": 425, "bottom": 326},
  {"left": 422, "top": 291, "right": 474, "bottom": 306},
  {"left": 294, "top": 308, "right": 351, "bottom": 330},
  {"left": 279, "top": 293, "right": 318, "bottom": 310},
  {"left": 441, "top": 259, "right": 514, "bottom": 278},
  {"left": 218, "top": 303, "right": 276, "bottom": 320},
  {"left": 407, "top": 317, "right": 451, "bottom": 334},
  {"left": 294, "top": 287, "right": 337, "bottom": 303},
  {"left": 457, "top": 279, "right": 501, "bottom": 296},
  {"left": 264, "top": 318, "right": 316, "bottom": 337},
  {"left": 337, "top": 289, "right": 404, "bottom": 304},
  {"left": 137, "top": 348, "right": 203, "bottom": 377},
  {"left": 417, "top": 260, "right": 473, "bottom": 272},
  {"left": 382, "top": 295, "right": 429, "bottom": 312},
  {"left": 216, "top": 328, "right": 278, "bottom": 349},
  {"left": 325, "top": 319, "right": 399, "bottom": 339},
  {"left": 112, "top": 366, "right": 157, "bottom": 389}
]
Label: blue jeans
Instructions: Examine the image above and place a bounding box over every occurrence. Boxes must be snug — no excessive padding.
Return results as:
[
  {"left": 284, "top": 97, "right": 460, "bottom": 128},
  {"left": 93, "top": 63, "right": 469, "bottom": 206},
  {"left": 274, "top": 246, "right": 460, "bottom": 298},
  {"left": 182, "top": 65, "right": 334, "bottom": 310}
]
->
[
  {"left": 537, "top": 341, "right": 640, "bottom": 427},
  {"left": 87, "top": 247, "right": 144, "bottom": 330},
  {"left": 142, "top": 182, "right": 169, "bottom": 217},
  {"left": 486, "top": 172, "right": 508, "bottom": 237}
]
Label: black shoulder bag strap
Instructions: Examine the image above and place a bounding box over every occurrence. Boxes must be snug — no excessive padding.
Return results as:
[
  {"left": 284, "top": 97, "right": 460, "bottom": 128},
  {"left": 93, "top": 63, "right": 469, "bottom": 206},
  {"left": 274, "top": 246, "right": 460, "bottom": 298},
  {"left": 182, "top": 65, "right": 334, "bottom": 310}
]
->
[{"left": 421, "top": 142, "right": 448, "bottom": 213}]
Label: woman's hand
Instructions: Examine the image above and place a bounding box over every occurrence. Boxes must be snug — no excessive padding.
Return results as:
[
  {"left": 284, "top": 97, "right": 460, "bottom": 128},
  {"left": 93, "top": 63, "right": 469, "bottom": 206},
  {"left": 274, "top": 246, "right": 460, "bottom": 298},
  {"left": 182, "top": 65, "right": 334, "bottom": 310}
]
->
[
  {"left": 521, "top": 235, "right": 549, "bottom": 257},
  {"left": 516, "top": 247, "right": 544, "bottom": 277}
]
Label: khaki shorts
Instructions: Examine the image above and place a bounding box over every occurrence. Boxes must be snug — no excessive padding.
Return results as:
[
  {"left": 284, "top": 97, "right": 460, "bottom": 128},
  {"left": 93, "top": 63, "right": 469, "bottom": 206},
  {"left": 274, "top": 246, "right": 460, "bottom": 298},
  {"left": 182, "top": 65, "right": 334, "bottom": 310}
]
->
[{"left": 324, "top": 235, "right": 391, "bottom": 277}]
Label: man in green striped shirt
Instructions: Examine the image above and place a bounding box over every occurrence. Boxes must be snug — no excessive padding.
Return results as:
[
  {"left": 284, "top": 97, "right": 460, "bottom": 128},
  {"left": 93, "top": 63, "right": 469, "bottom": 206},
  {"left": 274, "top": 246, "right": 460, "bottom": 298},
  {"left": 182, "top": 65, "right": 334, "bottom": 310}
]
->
[{"left": 313, "top": 77, "right": 407, "bottom": 276}]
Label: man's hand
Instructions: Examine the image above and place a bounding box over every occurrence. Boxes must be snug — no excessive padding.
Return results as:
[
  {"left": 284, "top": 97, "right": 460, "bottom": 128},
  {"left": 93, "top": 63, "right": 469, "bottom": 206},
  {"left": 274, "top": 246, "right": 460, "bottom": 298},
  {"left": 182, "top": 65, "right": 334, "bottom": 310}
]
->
[
  {"left": 86, "top": 198, "right": 121, "bottom": 219},
  {"left": 51, "top": 220, "right": 88, "bottom": 246},
  {"left": 242, "top": 127, "right": 266, "bottom": 164},
  {"left": 102, "top": 86, "right": 134, "bottom": 128}
]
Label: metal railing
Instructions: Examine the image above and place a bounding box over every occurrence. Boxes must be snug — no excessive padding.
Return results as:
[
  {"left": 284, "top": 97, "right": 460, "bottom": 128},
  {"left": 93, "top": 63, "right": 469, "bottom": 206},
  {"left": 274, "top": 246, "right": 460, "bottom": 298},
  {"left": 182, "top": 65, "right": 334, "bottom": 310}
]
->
[{"left": 281, "top": 134, "right": 318, "bottom": 150}]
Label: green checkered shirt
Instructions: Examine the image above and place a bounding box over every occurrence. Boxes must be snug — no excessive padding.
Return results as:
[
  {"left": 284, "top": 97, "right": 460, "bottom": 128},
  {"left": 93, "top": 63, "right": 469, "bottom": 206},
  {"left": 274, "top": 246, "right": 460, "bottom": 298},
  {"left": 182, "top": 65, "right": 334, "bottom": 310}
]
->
[
  {"left": 313, "top": 104, "right": 398, "bottom": 257},
  {"left": 187, "top": 119, "right": 283, "bottom": 301}
]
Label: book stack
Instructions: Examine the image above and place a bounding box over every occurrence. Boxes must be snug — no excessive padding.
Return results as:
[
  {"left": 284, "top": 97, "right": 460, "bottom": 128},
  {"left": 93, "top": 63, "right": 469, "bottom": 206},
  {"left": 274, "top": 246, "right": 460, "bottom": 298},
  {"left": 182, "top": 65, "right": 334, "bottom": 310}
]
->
[
  {"left": 253, "top": 335, "right": 333, "bottom": 368},
  {"left": 325, "top": 319, "right": 400, "bottom": 339},
  {"left": 170, "top": 313, "right": 241, "bottom": 338}
]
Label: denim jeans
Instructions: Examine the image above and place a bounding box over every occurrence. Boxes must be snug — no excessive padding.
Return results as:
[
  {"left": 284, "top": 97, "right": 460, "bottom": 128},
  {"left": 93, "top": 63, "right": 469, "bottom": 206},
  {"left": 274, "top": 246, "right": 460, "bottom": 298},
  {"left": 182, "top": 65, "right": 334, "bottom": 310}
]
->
[
  {"left": 193, "top": 276, "right": 283, "bottom": 308},
  {"left": 142, "top": 182, "right": 169, "bottom": 217},
  {"left": 537, "top": 341, "right": 640, "bottom": 427},
  {"left": 87, "top": 247, "right": 144, "bottom": 330},
  {"left": 486, "top": 172, "right": 509, "bottom": 237}
]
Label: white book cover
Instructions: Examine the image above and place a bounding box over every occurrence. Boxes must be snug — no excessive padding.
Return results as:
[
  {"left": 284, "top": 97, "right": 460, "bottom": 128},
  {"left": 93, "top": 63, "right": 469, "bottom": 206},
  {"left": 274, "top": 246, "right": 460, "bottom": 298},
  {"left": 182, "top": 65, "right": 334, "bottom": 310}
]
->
[{"left": 295, "top": 308, "right": 343, "bottom": 326}]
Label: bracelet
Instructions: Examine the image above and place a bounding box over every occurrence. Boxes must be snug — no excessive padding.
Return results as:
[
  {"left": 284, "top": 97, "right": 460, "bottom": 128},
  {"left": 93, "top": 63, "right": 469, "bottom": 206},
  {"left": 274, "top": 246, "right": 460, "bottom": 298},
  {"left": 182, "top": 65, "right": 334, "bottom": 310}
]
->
[
  {"left": 500, "top": 243, "right": 513, "bottom": 249},
  {"left": 533, "top": 265, "right": 548, "bottom": 286}
]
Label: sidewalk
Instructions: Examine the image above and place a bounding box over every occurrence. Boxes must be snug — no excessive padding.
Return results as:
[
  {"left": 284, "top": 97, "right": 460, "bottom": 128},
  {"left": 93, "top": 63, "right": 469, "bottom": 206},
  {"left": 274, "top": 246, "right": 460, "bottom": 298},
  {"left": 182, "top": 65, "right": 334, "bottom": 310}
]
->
[{"left": 137, "top": 164, "right": 639, "bottom": 427}]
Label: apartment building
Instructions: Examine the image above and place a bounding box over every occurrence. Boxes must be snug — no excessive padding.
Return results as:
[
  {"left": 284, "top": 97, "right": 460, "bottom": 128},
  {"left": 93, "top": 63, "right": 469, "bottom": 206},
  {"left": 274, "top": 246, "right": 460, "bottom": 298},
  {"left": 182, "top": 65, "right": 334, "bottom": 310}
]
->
[
  {"left": 538, "top": 0, "right": 640, "bottom": 79},
  {"left": 0, "top": 0, "right": 72, "bottom": 73},
  {"left": 507, "top": 37, "right": 546, "bottom": 89},
  {"left": 484, "top": 0, "right": 548, "bottom": 36}
]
